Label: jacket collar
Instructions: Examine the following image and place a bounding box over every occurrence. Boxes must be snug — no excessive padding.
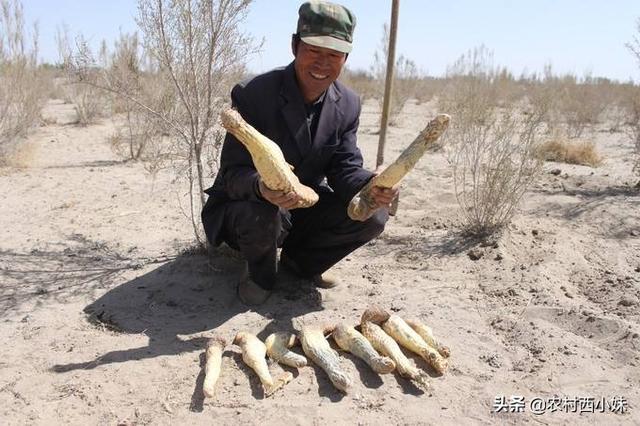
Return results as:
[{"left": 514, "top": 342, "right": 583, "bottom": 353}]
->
[{"left": 280, "top": 62, "right": 342, "bottom": 159}]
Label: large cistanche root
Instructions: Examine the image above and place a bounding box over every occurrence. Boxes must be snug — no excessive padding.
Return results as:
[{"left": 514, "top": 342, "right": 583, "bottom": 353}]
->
[
  {"left": 348, "top": 114, "right": 450, "bottom": 221},
  {"left": 202, "top": 336, "right": 226, "bottom": 398},
  {"left": 405, "top": 318, "right": 451, "bottom": 358},
  {"left": 299, "top": 325, "right": 352, "bottom": 393},
  {"left": 234, "top": 331, "right": 293, "bottom": 397},
  {"left": 383, "top": 315, "right": 449, "bottom": 375},
  {"left": 332, "top": 323, "right": 395, "bottom": 374},
  {"left": 220, "top": 108, "right": 319, "bottom": 208},
  {"left": 265, "top": 332, "right": 307, "bottom": 368},
  {"left": 360, "top": 308, "right": 431, "bottom": 391}
]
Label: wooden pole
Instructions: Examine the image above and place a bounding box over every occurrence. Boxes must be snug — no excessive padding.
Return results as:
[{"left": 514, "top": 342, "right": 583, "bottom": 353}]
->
[{"left": 376, "top": 0, "right": 400, "bottom": 168}]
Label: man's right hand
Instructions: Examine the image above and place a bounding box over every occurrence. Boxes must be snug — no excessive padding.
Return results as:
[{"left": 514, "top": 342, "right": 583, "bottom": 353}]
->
[{"left": 258, "top": 179, "right": 301, "bottom": 209}]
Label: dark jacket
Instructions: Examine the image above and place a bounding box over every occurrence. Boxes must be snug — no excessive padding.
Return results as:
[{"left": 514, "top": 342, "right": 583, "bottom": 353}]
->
[{"left": 203, "top": 62, "right": 373, "bottom": 246}]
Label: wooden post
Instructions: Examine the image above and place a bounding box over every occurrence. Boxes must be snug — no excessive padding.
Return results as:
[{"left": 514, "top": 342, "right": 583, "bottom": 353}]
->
[
  {"left": 376, "top": 0, "right": 400, "bottom": 169},
  {"left": 376, "top": 0, "right": 400, "bottom": 215}
]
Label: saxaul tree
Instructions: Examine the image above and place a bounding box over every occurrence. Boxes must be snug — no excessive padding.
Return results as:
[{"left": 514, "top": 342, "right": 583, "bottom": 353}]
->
[{"left": 71, "top": 0, "right": 259, "bottom": 245}]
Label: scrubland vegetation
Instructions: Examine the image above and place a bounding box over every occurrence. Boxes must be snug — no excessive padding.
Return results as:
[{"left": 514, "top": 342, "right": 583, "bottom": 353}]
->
[
  {"left": 2, "top": 0, "right": 640, "bottom": 242},
  {"left": 0, "top": 0, "right": 47, "bottom": 164}
]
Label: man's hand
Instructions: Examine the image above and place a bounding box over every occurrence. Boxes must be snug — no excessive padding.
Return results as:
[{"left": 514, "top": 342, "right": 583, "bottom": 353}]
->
[
  {"left": 370, "top": 166, "right": 400, "bottom": 210},
  {"left": 258, "top": 179, "right": 301, "bottom": 209},
  {"left": 370, "top": 185, "right": 399, "bottom": 209}
]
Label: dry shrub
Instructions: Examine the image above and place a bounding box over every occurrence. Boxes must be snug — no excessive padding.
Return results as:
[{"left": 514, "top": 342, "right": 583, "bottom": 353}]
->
[
  {"left": 443, "top": 46, "right": 545, "bottom": 238},
  {"left": 390, "top": 57, "right": 421, "bottom": 121},
  {"left": 593, "top": 79, "right": 628, "bottom": 133},
  {"left": 39, "top": 65, "right": 66, "bottom": 100},
  {"left": 555, "top": 73, "right": 606, "bottom": 139},
  {"left": 601, "top": 103, "right": 625, "bottom": 134},
  {"left": 439, "top": 47, "right": 527, "bottom": 113},
  {"left": 624, "top": 92, "right": 640, "bottom": 175},
  {"left": 66, "top": 0, "right": 258, "bottom": 246},
  {"left": 70, "top": 83, "right": 104, "bottom": 126},
  {"left": 617, "top": 85, "right": 640, "bottom": 174},
  {"left": 0, "top": 0, "right": 47, "bottom": 165},
  {"left": 439, "top": 46, "right": 498, "bottom": 113},
  {"left": 520, "top": 64, "right": 560, "bottom": 132},
  {"left": 339, "top": 67, "right": 377, "bottom": 101},
  {"left": 371, "top": 23, "right": 421, "bottom": 125},
  {"left": 493, "top": 67, "right": 525, "bottom": 107},
  {"left": 451, "top": 110, "right": 545, "bottom": 238},
  {"left": 55, "top": 26, "right": 106, "bottom": 126},
  {"left": 109, "top": 110, "right": 159, "bottom": 161},
  {"left": 626, "top": 24, "right": 640, "bottom": 176},
  {"left": 412, "top": 77, "right": 441, "bottom": 105},
  {"left": 536, "top": 137, "right": 602, "bottom": 167},
  {"left": 103, "top": 32, "right": 170, "bottom": 163}
]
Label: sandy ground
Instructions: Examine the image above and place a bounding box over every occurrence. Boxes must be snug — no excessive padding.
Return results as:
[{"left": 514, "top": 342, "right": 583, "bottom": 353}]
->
[{"left": 1, "top": 98, "right": 639, "bottom": 425}]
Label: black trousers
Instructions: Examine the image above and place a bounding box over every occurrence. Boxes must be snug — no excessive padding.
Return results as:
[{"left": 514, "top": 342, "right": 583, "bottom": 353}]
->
[{"left": 208, "top": 191, "right": 389, "bottom": 290}]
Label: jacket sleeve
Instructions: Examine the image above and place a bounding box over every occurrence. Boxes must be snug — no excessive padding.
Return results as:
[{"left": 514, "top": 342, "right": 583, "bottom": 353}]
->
[
  {"left": 217, "top": 84, "right": 262, "bottom": 201},
  {"left": 324, "top": 96, "right": 375, "bottom": 203}
]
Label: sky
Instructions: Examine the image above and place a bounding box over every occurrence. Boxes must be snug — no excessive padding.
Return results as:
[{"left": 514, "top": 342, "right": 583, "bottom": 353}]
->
[{"left": 21, "top": 0, "right": 640, "bottom": 82}]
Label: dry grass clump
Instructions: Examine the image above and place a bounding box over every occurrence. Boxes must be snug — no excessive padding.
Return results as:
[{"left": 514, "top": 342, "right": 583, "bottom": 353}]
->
[{"left": 536, "top": 137, "right": 602, "bottom": 167}]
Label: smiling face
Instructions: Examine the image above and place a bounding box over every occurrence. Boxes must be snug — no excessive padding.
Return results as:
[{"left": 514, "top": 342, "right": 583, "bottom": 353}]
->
[{"left": 293, "top": 40, "right": 347, "bottom": 104}]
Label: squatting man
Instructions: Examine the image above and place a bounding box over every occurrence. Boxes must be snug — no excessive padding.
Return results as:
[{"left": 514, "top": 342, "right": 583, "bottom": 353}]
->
[{"left": 202, "top": 0, "right": 399, "bottom": 305}]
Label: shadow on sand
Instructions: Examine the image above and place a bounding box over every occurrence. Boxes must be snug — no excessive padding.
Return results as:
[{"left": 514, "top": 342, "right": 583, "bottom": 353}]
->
[{"left": 48, "top": 245, "right": 325, "bottom": 406}]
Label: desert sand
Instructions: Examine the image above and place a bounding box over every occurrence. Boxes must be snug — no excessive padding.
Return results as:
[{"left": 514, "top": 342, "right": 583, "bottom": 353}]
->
[{"left": 0, "top": 98, "right": 639, "bottom": 425}]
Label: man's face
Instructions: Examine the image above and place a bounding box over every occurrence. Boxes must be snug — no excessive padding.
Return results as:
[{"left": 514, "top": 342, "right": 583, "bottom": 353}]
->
[{"left": 293, "top": 40, "right": 347, "bottom": 103}]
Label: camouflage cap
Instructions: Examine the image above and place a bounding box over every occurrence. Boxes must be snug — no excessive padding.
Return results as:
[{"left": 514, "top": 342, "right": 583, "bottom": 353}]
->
[{"left": 297, "top": 1, "right": 356, "bottom": 53}]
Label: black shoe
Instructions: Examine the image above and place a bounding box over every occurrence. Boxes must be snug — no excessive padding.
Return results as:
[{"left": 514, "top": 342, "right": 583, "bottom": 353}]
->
[
  {"left": 237, "top": 278, "right": 271, "bottom": 306},
  {"left": 280, "top": 253, "right": 340, "bottom": 289},
  {"left": 311, "top": 272, "right": 340, "bottom": 289}
]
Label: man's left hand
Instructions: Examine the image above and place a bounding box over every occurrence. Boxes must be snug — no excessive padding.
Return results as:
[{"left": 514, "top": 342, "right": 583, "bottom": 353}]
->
[
  {"left": 370, "top": 185, "right": 399, "bottom": 209},
  {"left": 370, "top": 166, "right": 400, "bottom": 210}
]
